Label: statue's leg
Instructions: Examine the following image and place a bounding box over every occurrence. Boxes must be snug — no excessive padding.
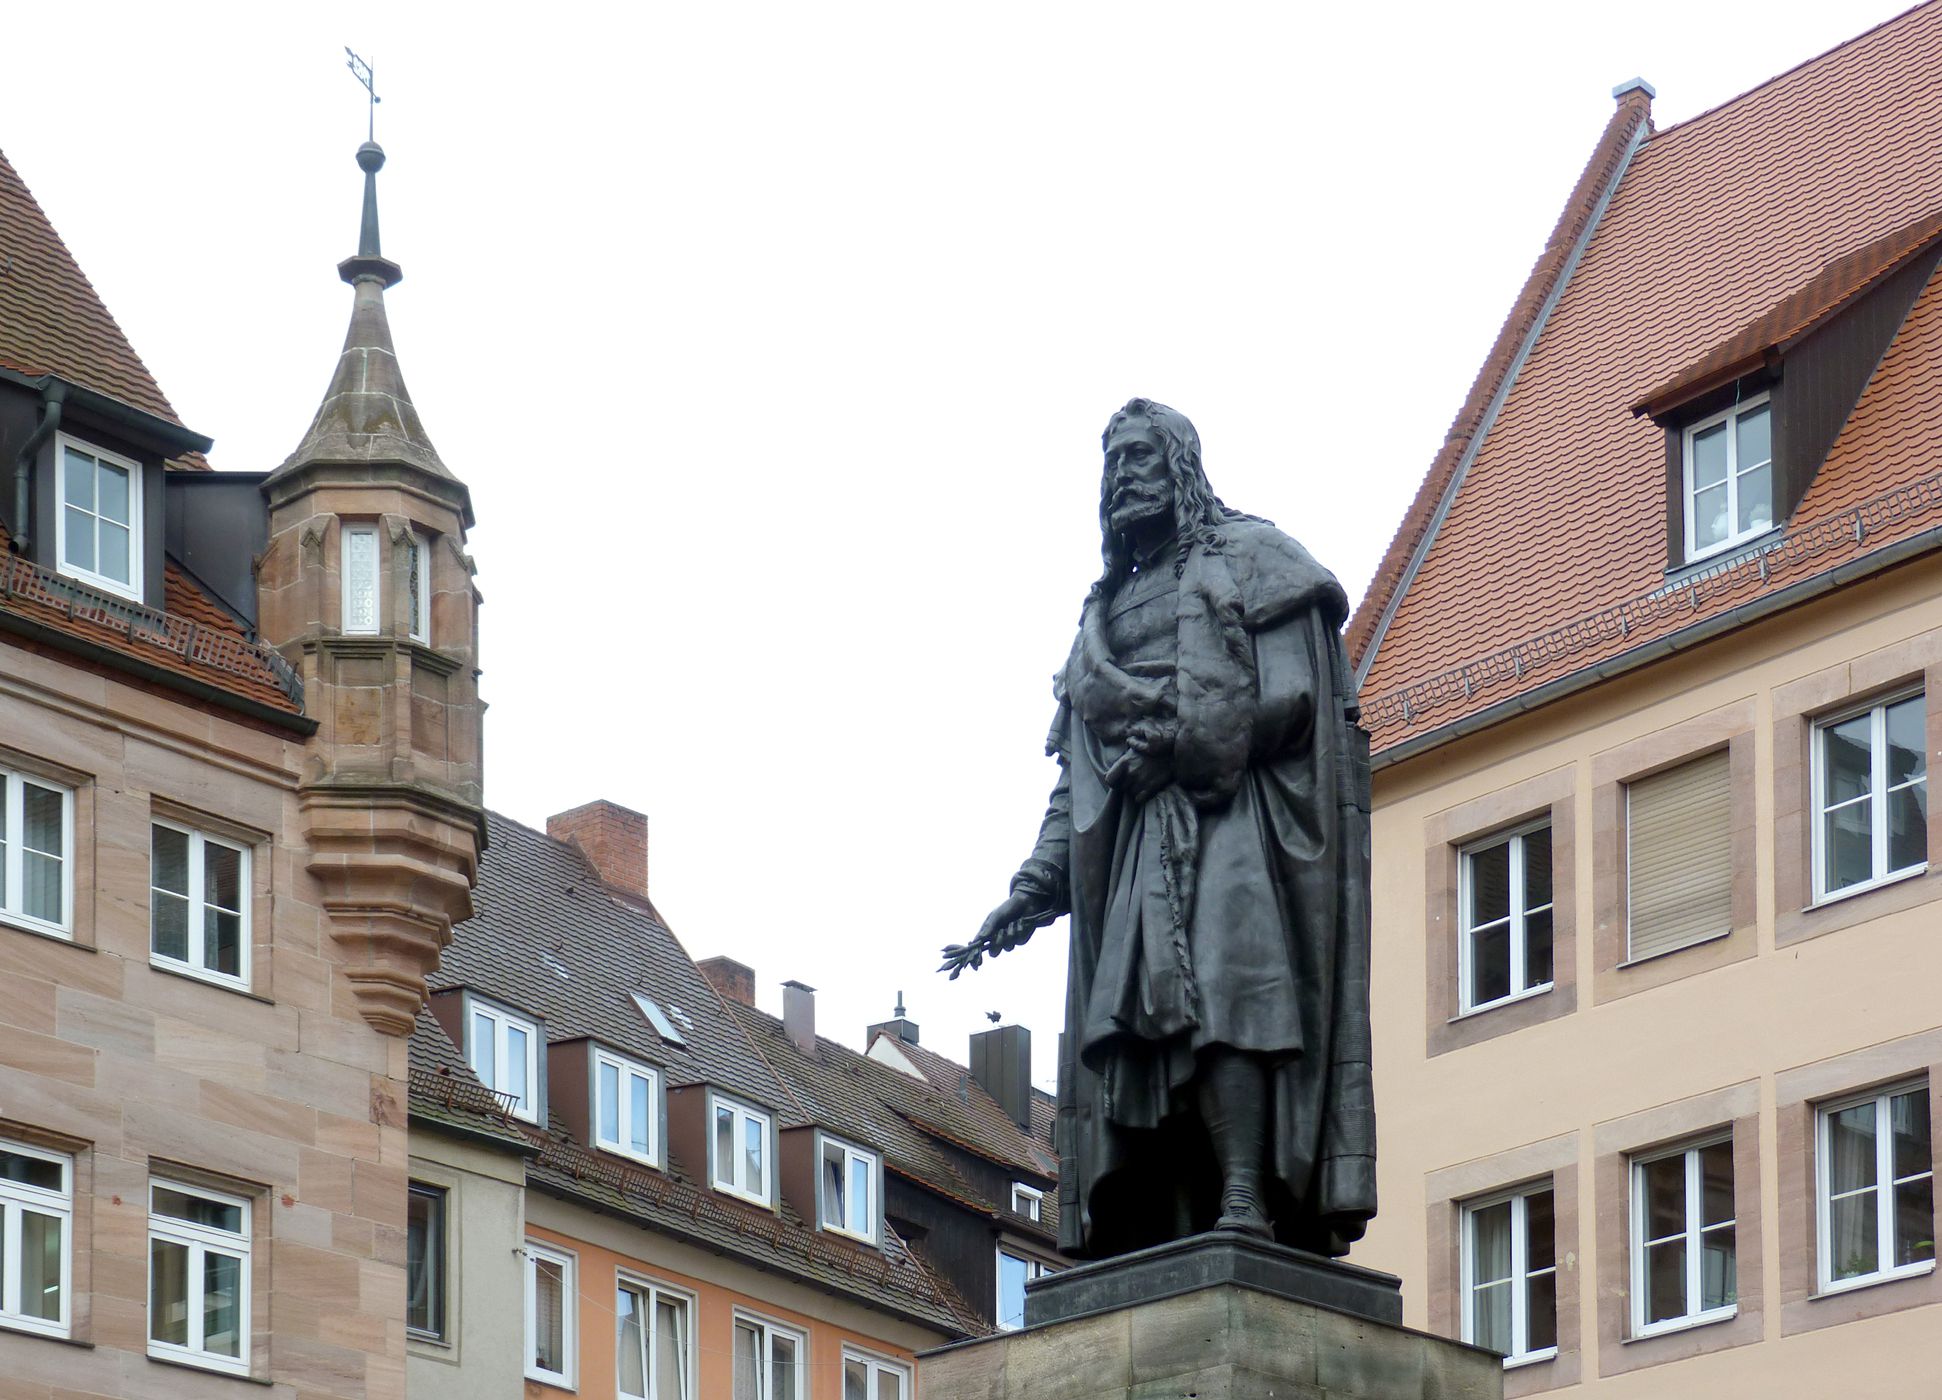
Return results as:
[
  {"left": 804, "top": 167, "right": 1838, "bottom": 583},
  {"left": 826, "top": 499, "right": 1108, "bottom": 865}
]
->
[{"left": 1198, "top": 1049, "right": 1272, "bottom": 1238}]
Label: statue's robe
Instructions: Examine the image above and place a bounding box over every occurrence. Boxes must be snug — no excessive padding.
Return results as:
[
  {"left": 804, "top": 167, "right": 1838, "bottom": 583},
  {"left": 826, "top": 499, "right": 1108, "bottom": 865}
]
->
[{"left": 1020, "top": 516, "right": 1375, "bottom": 1259}]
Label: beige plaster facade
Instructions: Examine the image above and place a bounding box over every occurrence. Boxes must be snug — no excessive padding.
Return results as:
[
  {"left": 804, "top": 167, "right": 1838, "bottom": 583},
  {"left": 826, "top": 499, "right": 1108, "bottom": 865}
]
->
[
  {"left": 405, "top": 1131, "right": 528, "bottom": 1400},
  {"left": 1355, "top": 552, "right": 1942, "bottom": 1397}
]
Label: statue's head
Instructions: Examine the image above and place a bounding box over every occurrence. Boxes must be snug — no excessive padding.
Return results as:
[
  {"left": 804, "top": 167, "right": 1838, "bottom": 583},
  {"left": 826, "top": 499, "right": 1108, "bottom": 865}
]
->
[{"left": 1096, "top": 399, "right": 1228, "bottom": 580}]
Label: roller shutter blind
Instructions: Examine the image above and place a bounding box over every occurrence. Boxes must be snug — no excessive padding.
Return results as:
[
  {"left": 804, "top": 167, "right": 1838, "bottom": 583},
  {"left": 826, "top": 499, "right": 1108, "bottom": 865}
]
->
[{"left": 1626, "top": 749, "right": 1733, "bottom": 961}]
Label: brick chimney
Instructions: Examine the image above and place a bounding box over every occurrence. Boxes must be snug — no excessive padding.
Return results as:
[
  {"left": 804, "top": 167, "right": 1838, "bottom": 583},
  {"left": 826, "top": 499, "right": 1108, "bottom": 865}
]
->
[
  {"left": 783, "top": 980, "right": 817, "bottom": 1055},
  {"left": 698, "top": 956, "right": 755, "bottom": 1008},
  {"left": 547, "top": 799, "right": 648, "bottom": 899},
  {"left": 970, "top": 1025, "right": 1033, "bottom": 1130}
]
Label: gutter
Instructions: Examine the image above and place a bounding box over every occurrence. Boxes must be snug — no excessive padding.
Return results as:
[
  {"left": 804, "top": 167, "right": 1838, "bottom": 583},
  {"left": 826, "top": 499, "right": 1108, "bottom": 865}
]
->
[
  {"left": 8, "top": 380, "right": 64, "bottom": 553},
  {"left": 1371, "top": 526, "right": 1942, "bottom": 771},
  {"left": 0, "top": 606, "right": 316, "bottom": 735}
]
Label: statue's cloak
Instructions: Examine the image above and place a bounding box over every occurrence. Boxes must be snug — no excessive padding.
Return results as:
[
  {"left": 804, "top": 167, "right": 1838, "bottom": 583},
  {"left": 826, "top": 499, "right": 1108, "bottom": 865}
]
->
[{"left": 1031, "top": 517, "right": 1375, "bottom": 1258}]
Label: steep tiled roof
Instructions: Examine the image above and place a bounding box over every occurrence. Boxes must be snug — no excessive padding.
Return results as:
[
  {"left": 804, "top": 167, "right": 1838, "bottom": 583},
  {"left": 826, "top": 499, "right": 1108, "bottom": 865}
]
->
[
  {"left": 1355, "top": 5, "right": 1942, "bottom": 755},
  {"left": 726, "top": 1006, "right": 1060, "bottom": 1242},
  {"left": 886, "top": 1037, "right": 1058, "bottom": 1181},
  {"left": 427, "top": 811, "right": 985, "bottom": 1337},
  {"left": 0, "top": 147, "right": 181, "bottom": 422},
  {"left": 435, "top": 812, "right": 806, "bottom": 1119},
  {"left": 408, "top": 1006, "right": 533, "bottom": 1150}
]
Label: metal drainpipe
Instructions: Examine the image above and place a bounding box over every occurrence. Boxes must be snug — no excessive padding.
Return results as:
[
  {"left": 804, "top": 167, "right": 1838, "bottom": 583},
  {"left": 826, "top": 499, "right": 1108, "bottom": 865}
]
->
[{"left": 10, "top": 381, "right": 66, "bottom": 554}]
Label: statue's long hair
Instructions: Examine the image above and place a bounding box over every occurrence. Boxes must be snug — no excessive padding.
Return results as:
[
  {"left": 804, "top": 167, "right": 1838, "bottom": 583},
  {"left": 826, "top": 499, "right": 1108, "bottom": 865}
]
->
[{"left": 1090, "top": 398, "right": 1234, "bottom": 604}]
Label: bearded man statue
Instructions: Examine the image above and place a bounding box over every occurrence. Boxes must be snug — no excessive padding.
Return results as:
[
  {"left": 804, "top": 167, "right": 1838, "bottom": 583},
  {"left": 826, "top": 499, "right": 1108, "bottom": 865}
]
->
[{"left": 945, "top": 398, "right": 1376, "bottom": 1261}]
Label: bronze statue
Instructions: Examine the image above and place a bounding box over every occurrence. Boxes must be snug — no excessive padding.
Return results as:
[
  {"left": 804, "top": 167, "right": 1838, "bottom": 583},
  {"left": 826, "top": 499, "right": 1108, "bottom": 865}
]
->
[{"left": 945, "top": 399, "right": 1375, "bottom": 1261}]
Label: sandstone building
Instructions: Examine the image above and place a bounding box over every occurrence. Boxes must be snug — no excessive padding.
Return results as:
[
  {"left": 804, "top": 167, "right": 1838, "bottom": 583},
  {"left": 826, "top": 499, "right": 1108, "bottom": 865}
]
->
[
  {"left": 0, "top": 137, "right": 483, "bottom": 1398},
  {"left": 1351, "top": 8, "right": 1942, "bottom": 1396}
]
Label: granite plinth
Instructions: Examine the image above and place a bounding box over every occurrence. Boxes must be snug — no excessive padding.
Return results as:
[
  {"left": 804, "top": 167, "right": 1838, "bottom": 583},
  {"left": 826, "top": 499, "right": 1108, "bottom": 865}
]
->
[
  {"left": 920, "top": 1275, "right": 1503, "bottom": 1400},
  {"left": 1026, "top": 1229, "right": 1404, "bottom": 1328}
]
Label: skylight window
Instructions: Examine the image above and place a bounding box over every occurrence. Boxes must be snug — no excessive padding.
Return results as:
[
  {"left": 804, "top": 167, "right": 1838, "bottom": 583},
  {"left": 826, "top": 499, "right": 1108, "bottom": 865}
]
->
[{"left": 632, "top": 991, "right": 687, "bottom": 1047}]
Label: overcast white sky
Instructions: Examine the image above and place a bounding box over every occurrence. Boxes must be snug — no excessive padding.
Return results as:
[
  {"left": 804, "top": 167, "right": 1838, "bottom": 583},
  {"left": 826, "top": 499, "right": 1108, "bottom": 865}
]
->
[{"left": 0, "top": 1, "right": 1912, "bottom": 1088}]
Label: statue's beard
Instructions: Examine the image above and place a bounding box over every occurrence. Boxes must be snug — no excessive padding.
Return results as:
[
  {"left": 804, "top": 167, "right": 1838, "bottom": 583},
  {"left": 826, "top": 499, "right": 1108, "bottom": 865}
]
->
[{"left": 1108, "top": 489, "right": 1171, "bottom": 537}]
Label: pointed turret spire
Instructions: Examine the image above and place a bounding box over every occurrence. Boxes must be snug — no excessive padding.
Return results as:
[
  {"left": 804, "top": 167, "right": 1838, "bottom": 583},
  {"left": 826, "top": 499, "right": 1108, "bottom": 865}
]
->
[{"left": 267, "top": 141, "right": 471, "bottom": 522}]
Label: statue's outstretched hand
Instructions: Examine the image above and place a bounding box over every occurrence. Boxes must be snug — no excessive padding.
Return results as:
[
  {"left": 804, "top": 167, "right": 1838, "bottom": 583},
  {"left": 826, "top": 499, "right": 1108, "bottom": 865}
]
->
[{"left": 940, "top": 890, "right": 1059, "bottom": 978}]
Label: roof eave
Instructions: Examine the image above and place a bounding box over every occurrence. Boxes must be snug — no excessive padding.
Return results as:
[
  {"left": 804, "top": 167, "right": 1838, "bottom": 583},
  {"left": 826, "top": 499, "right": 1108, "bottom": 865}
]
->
[
  {"left": 0, "top": 367, "right": 213, "bottom": 456},
  {"left": 1371, "top": 527, "right": 1942, "bottom": 771}
]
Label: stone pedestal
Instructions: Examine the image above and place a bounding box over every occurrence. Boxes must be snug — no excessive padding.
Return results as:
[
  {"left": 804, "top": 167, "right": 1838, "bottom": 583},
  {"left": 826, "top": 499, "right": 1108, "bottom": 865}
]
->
[{"left": 920, "top": 1233, "right": 1502, "bottom": 1400}]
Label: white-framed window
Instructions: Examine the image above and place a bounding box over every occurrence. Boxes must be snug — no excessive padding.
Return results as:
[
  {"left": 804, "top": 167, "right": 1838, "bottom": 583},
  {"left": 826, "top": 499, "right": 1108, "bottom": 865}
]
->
[
  {"left": 732, "top": 1309, "right": 804, "bottom": 1400},
  {"left": 149, "top": 820, "right": 249, "bottom": 989},
  {"left": 818, "top": 1135, "right": 879, "bottom": 1243},
  {"left": 341, "top": 522, "right": 380, "bottom": 635},
  {"left": 616, "top": 1273, "right": 692, "bottom": 1400},
  {"left": 406, "top": 528, "right": 431, "bottom": 644},
  {"left": 1461, "top": 1182, "right": 1557, "bottom": 1366},
  {"left": 841, "top": 1346, "right": 910, "bottom": 1400},
  {"left": 1458, "top": 821, "right": 1552, "bottom": 1012},
  {"left": 523, "top": 1239, "right": 575, "bottom": 1387},
  {"left": 1011, "top": 1182, "right": 1043, "bottom": 1222},
  {"left": 467, "top": 1000, "right": 541, "bottom": 1123},
  {"left": 594, "top": 1048, "right": 661, "bottom": 1167},
  {"left": 711, "top": 1095, "right": 773, "bottom": 1206},
  {"left": 997, "top": 1248, "right": 1054, "bottom": 1331},
  {"left": 1631, "top": 1136, "right": 1736, "bottom": 1336},
  {"left": 0, "top": 1138, "right": 71, "bottom": 1339},
  {"left": 148, "top": 1179, "right": 251, "bottom": 1376},
  {"left": 55, "top": 434, "right": 141, "bottom": 599},
  {"left": 1683, "top": 392, "right": 1772, "bottom": 561},
  {"left": 0, "top": 766, "right": 73, "bottom": 937},
  {"left": 1817, "top": 1080, "right": 1934, "bottom": 1292},
  {"left": 1813, "top": 691, "right": 1927, "bottom": 902},
  {"left": 406, "top": 1182, "right": 447, "bottom": 1343}
]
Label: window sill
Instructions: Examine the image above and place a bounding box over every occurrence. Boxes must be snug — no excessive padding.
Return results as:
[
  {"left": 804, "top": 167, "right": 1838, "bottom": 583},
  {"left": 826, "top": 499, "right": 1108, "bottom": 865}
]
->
[
  {"left": 147, "top": 1350, "right": 266, "bottom": 1384},
  {"left": 1502, "top": 1347, "right": 1558, "bottom": 1370},
  {"left": 523, "top": 1368, "right": 575, "bottom": 1390},
  {"left": 1627, "top": 1305, "right": 1737, "bottom": 1341},
  {"left": 54, "top": 563, "right": 143, "bottom": 605},
  {"left": 149, "top": 954, "right": 256, "bottom": 999},
  {"left": 1451, "top": 983, "right": 1554, "bottom": 1022},
  {"left": 712, "top": 1182, "right": 774, "bottom": 1209},
  {"left": 0, "top": 1315, "right": 80, "bottom": 1344},
  {"left": 1809, "top": 862, "right": 1929, "bottom": 911},
  {"left": 821, "top": 1222, "right": 879, "bottom": 1246},
  {"left": 594, "top": 1141, "right": 663, "bottom": 1172},
  {"left": 1812, "top": 1259, "right": 1935, "bottom": 1300},
  {"left": 1615, "top": 927, "right": 1732, "bottom": 970},
  {"left": 1678, "top": 529, "right": 1780, "bottom": 573},
  {"left": 0, "top": 912, "right": 80, "bottom": 946}
]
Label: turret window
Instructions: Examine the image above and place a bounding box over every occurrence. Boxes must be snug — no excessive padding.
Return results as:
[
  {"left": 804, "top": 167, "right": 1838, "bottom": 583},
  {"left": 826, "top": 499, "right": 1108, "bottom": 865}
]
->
[
  {"left": 406, "top": 529, "right": 431, "bottom": 643},
  {"left": 341, "top": 524, "right": 380, "bottom": 634},
  {"left": 55, "top": 435, "right": 141, "bottom": 600}
]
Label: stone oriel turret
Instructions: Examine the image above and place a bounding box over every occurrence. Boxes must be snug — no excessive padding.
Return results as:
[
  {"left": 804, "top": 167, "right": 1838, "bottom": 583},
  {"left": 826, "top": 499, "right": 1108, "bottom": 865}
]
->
[{"left": 256, "top": 141, "right": 483, "bottom": 1036}]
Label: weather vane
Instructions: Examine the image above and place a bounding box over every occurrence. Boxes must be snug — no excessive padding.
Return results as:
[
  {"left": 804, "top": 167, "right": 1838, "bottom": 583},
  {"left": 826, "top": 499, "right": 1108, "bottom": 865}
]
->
[{"left": 345, "top": 48, "right": 380, "bottom": 142}]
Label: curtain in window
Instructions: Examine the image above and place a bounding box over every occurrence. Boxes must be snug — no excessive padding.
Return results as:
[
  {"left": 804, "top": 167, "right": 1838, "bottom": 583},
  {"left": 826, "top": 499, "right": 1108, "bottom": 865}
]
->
[
  {"left": 772, "top": 1331, "right": 799, "bottom": 1399},
  {"left": 655, "top": 1296, "right": 686, "bottom": 1400},
  {"left": 733, "top": 1320, "right": 761, "bottom": 1400},
  {"left": 22, "top": 782, "right": 63, "bottom": 923},
  {"left": 20, "top": 1209, "right": 60, "bottom": 1321},
  {"left": 1468, "top": 1200, "right": 1511, "bottom": 1353},
  {"left": 1827, "top": 1102, "right": 1878, "bottom": 1281},
  {"left": 845, "top": 1358, "right": 869, "bottom": 1400},
  {"left": 617, "top": 1286, "right": 647, "bottom": 1397},
  {"left": 532, "top": 1257, "right": 564, "bottom": 1373}
]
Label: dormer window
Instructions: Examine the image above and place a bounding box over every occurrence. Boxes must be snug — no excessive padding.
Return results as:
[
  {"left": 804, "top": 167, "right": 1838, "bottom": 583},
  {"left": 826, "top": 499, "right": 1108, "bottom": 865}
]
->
[
  {"left": 1683, "top": 394, "right": 1772, "bottom": 561},
  {"left": 55, "top": 435, "right": 140, "bottom": 600},
  {"left": 467, "top": 1000, "right": 541, "bottom": 1123},
  {"left": 711, "top": 1095, "right": 773, "bottom": 1207},
  {"left": 818, "top": 1135, "right": 880, "bottom": 1243},
  {"left": 1011, "top": 1183, "right": 1043, "bottom": 1222},
  {"left": 594, "top": 1048, "right": 661, "bottom": 1168},
  {"left": 341, "top": 523, "right": 380, "bottom": 634}
]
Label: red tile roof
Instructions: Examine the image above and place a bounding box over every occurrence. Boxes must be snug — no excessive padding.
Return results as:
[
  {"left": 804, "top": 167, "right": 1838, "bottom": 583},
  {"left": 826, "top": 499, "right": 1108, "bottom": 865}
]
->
[
  {"left": 0, "top": 147, "right": 182, "bottom": 423},
  {"left": 0, "top": 521, "right": 303, "bottom": 719},
  {"left": 1353, "top": 4, "right": 1942, "bottom": 756}
]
